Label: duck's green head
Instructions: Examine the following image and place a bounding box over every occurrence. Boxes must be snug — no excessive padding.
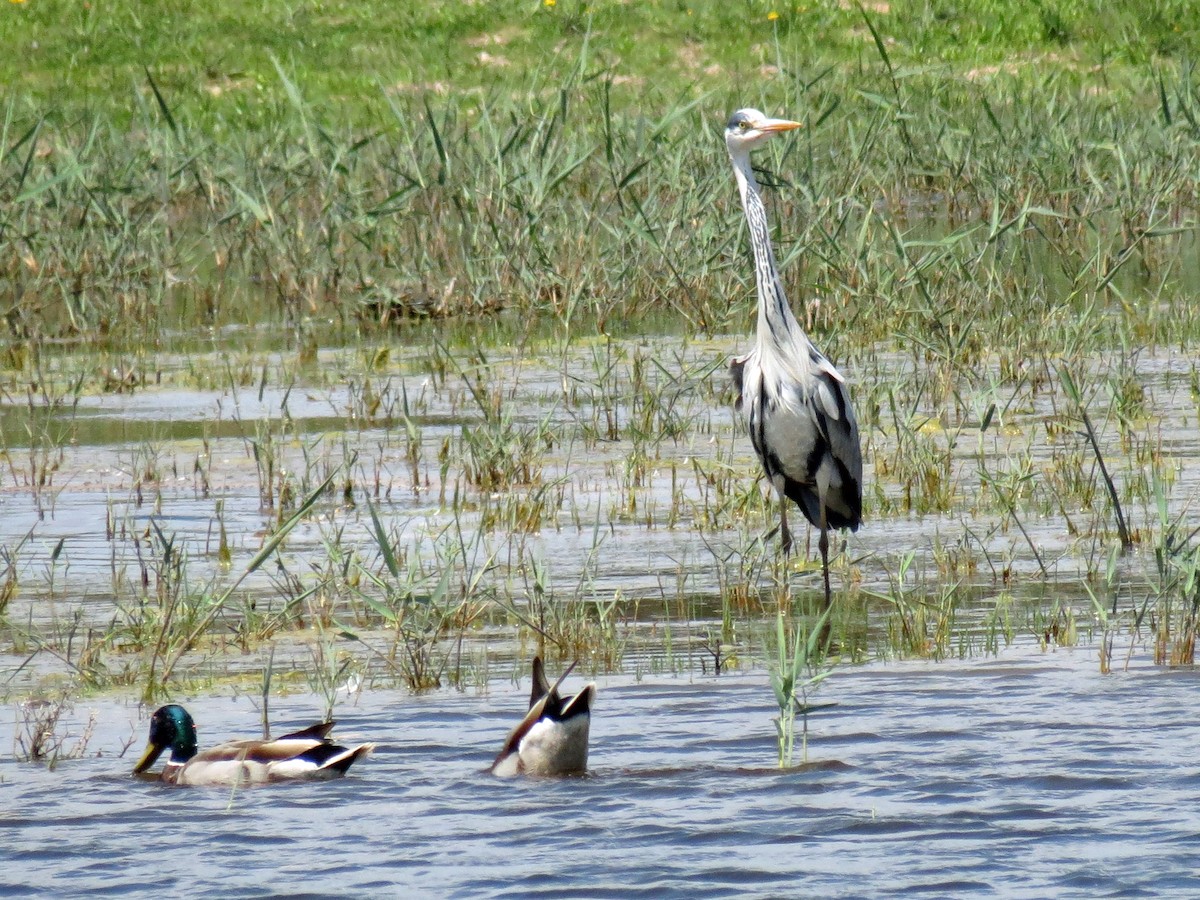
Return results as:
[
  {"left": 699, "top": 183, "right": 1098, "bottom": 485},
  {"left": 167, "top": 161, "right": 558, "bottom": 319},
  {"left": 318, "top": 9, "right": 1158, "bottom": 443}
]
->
[{"left": 133, "top": 704, "right": 198, "bottom": 774}]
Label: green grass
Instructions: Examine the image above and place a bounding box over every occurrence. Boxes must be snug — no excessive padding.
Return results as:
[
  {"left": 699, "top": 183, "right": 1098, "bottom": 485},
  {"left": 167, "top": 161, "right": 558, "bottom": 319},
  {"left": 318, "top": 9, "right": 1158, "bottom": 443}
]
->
[
  {"left": 4, "top": 1, "right": 1199, "bottom": 129},
  {"left": 4, "top": 50, "right": 1200, "bottom": 355}
]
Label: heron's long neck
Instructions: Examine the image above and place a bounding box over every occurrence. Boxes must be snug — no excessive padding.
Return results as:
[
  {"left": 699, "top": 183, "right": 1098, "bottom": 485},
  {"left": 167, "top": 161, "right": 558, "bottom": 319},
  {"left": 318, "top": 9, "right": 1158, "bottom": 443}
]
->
[{"left": 731, "top": 153, "right": 803, "bottom": 351}]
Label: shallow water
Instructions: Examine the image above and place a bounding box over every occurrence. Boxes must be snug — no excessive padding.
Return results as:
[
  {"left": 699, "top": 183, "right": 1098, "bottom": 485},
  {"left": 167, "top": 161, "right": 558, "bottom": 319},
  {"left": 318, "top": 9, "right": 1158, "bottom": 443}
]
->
[
  {"left": 4, "top": 645, "right": 1199, "bottom": 898},
  {"left": 2, "top": 331, "right": 1198, "bottom": 894},
  {"left": 2, "top": 336, "right": 1196, "bottom": 648}
]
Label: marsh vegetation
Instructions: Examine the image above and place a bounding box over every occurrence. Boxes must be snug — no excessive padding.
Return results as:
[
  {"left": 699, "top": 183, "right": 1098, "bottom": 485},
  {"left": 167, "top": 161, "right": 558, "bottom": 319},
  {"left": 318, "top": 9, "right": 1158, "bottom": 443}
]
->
[{"left": 2, "top": 2, "right": 1199, "bottom": 766}]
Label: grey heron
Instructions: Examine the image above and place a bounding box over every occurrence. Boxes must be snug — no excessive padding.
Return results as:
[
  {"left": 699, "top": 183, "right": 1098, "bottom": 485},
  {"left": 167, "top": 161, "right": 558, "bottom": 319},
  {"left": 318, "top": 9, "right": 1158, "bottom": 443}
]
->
[{"left": 725, "top": 108, "right": 863, "bottom": 609}]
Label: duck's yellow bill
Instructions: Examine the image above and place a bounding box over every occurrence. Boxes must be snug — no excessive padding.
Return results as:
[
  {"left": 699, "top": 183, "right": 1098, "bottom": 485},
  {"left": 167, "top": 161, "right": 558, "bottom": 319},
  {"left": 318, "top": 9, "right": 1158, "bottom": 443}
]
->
[{"left": 132, "top": 741, "right": 164, "bottom": 774}]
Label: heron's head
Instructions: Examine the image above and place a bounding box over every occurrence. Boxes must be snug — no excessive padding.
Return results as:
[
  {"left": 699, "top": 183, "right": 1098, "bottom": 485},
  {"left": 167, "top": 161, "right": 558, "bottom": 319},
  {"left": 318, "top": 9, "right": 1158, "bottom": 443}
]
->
[{"left": 725, "top": 108, "right": 801, "bottom": 157}]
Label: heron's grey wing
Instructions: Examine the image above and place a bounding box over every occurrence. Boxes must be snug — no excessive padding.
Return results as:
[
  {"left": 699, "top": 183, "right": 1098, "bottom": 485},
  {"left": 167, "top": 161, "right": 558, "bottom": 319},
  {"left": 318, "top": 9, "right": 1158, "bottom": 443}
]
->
[
  {"left": 811, "top": 361, "right": 861, "bottom": 466},
  {"left": 808, "top": 362, "right": 863, "bottom": 529}
]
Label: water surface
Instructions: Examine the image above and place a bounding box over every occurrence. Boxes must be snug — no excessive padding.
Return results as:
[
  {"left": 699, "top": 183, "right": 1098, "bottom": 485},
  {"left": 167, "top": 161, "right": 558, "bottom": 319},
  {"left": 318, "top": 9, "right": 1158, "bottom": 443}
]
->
[{"left": 3, "top": 645, "right": 1198, "bottom": 898}]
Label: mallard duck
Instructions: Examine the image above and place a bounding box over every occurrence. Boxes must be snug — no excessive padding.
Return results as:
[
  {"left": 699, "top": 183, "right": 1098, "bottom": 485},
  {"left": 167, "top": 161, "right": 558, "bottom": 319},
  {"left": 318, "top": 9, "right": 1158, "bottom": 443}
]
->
[
  {"left": 491, "top": 657, "right": 595, "bottom": 777},
  {"left": 132, "top": 704, "right": 375, "bottom": 786}
]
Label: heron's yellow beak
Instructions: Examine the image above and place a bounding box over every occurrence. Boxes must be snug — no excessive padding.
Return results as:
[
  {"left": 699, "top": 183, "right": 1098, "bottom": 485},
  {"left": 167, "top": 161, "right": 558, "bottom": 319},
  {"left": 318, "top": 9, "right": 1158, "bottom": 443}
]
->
[
  {"left": 132, "top": 740, "right": 165, "bottom": 775},
  {"left": 758, "top": 118, "right": 802, "bottom": 133}
]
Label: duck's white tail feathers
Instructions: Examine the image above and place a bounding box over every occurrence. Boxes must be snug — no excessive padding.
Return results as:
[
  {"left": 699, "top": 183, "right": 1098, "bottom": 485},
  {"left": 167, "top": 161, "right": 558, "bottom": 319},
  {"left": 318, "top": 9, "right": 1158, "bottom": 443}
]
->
[{"left": 270, "top": 741, "right": 376, "bottom": 780}]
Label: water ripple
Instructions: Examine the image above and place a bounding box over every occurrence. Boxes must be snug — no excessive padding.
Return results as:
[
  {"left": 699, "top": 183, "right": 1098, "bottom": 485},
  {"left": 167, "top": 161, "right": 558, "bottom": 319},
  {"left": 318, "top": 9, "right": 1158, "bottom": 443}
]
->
[{"left": 3, "top": 647, "right": 1200, "bottom": 897}]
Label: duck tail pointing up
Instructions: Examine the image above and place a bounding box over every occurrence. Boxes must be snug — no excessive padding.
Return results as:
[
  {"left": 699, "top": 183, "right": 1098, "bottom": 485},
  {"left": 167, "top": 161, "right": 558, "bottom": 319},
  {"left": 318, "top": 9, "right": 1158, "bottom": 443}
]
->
[{"left": 303, "top": 742, "right": 376, "bottom": 775}]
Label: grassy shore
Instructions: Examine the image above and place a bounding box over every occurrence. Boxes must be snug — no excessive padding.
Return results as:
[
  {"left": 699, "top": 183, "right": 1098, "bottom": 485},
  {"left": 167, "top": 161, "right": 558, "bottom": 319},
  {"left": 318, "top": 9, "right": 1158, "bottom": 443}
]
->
[
  {"left": 0, "top": 0, "right": 1195, "bottom": 348},
  {"left": 3, "top": 1, "right": 1199, "bottom": 350},
  {"left": 4, "top": 1, "right": 1197, "bottom": 124}
]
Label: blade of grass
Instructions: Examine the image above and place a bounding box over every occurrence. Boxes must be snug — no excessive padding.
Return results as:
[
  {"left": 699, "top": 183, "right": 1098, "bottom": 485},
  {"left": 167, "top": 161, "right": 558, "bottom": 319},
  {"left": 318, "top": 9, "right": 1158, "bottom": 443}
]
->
[{"left": 153, "top": 471, "right": 337, "bottom": 691}]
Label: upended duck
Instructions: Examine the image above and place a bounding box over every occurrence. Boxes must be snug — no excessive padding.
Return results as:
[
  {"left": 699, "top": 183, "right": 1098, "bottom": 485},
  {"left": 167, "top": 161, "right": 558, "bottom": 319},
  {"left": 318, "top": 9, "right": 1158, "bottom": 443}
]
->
[
  {"left": 491, "top": 657, "right": 595, "bottom": 777},
  {"left": 133, "top": 704, "right": 375, "bottom": 786}
]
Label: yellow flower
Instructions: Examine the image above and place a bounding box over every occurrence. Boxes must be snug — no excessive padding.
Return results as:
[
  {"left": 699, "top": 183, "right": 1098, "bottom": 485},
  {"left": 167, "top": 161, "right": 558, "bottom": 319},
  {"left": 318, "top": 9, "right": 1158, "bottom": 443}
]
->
[
  {"left": 9, "top": 0, "right": 28, "bottom": 5},
  {"left": 544, "top": 0, "right": 555, "bottom": 6},
  {"left": 767, "top": 10, "right": 779, "bottom": 20}
]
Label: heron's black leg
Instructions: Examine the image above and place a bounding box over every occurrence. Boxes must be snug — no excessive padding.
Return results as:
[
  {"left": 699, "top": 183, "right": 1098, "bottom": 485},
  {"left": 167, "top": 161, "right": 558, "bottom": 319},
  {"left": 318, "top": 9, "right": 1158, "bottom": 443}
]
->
[
  {"left": 818, "top": 523, "right": 831, "bottom": 609},
  {"left": 817, "top": 504, "right": 834, "bottom": 649},
  {"left": 779, "top": 501, "right": 793, "bottom": 554}
]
